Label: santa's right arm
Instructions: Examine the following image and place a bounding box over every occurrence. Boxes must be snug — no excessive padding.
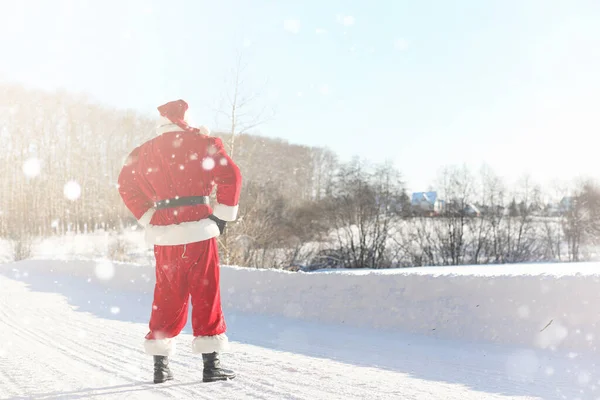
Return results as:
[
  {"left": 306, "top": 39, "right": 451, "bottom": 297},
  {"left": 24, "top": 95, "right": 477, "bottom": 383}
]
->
[
  {"left": 117, "top": 147, "right": 154, "bottom": 227},
  {"left": 207, "top": 137, "right": 242, "bottom": 222}
]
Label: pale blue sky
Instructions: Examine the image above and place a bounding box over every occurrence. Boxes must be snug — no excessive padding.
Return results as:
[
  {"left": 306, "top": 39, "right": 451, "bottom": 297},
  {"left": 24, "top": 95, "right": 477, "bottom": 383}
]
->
[{"left": 1, "top": 0, "right": 600, "bottom": 193}]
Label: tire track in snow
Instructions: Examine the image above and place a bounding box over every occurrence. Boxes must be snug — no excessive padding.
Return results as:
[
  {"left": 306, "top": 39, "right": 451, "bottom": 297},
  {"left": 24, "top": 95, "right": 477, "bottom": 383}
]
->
[
  {"left": 0, "top": 307, "right": 90, "bottom": 398},
  {"left": 1, "top": 308, "right": 135, "bottom": 383},
  {"left": 0, "top": 350, "right": 22, "bottom": 399},
  {"left": 0, "top": 294, "right": 196, "bottom": 400}
]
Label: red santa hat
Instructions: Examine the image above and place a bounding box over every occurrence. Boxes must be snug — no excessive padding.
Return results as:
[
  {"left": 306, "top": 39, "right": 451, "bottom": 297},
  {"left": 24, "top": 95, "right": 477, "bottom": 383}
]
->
[{"left": 157, "top": 99, "right": 210, "bottom": 135}]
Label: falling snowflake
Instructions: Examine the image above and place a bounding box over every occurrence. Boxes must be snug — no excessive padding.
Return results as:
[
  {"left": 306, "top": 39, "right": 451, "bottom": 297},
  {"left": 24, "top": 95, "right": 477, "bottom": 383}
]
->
[
  {"left": 110, "top": 306, "right": 121, "bottom": 315},
  {"left": 22, "top": 157, "right": 41, "bottom": 178},
  {"left": 95, "top": 260, "right": 115, "bottom": 281},
  {"left": 337, "top": 15, "right": 355, "bottom": 26},
  {"left": 219, "top": 158, "right": 228, "bottom": 166},
  {"left": 284, "top": 19, "right": 301, "bottom": 34},
  {"left": 63, "top": 180, "right": 82, "bottom": 201},
  {"left": 586, "top": 333, "right": 594, "bottom": 341},
  {"left": 517, "top": 305, "right": 530, "bottom": 319},
  {"left": 578, "top": 371, "right": 591, "bottom": 385},
  {"left": 394, "top": 38, "right": 409, "bottom": 51},
  {"left": 202, "top": 157, "right": 215, "bottom": 171},
  {"left": 505, "top": 349, "right": 540, "bottom": 382}
]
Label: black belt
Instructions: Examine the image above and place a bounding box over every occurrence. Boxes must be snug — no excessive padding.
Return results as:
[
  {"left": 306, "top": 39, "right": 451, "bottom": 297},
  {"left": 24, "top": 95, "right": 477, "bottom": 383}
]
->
[{"left": 154, "top": 196, "right": 209, "bottom": 210}]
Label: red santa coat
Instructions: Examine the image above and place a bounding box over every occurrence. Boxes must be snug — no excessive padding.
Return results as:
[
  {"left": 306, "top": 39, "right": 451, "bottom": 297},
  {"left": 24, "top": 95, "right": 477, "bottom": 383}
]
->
[
  {"left": 117, "top": 113, "right": 241, "bottom": 356},
  {"left": 118, "top": 118, "right": 241, "bottom": 246}
]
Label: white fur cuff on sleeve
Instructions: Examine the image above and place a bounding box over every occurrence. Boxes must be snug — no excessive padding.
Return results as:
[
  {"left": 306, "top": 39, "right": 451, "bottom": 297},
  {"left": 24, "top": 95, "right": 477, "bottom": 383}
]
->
[
  {"left": 138, "top": 208, "right": 155, "bottom": 227},
  {"left": 212, "top": 204, "right": 239, "bottom": 222}
]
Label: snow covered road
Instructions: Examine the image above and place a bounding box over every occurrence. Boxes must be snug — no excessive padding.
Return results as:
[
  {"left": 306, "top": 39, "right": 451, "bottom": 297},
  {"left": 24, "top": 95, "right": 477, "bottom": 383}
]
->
[{"left": 0, "top": 263, "right": 598, "bottom": 399}]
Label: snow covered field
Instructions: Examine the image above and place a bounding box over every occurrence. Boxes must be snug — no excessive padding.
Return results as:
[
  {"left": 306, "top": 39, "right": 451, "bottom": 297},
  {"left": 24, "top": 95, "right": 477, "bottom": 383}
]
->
[{"left": 2, "top": 258, "right": 600, "bottom": 399}]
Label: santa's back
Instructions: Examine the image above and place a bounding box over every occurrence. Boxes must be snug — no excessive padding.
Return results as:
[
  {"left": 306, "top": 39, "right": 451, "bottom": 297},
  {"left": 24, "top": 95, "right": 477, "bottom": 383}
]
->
[{"left": 118, "top": 100, "right": 241, "bottom": 246}]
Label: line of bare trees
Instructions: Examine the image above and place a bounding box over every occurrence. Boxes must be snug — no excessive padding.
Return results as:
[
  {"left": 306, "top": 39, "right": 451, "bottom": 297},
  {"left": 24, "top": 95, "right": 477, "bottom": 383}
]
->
[{"left": 2, "top": 83, "right": 599, "bottom": 268}]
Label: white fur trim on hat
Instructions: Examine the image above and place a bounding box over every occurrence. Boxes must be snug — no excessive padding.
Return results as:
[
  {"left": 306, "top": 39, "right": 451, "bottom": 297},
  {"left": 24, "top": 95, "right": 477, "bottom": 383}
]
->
[
  {"left": 156, "top": 116, "right": 211, "bottom": 136},
  {"left": 144, "top": 338, "right": 176, "bottom": 356},
  {"left": 192, "top": 333, "right": 230, "bottom": 354},
  {"left": 212, "top": 204, "right": 239, "bottom": 222},
  {"left": 157, "top": 115, "right": 182, "bottom": 135},
  {"left": 144, "top": 217, "right": 221, "bottom": 246}
]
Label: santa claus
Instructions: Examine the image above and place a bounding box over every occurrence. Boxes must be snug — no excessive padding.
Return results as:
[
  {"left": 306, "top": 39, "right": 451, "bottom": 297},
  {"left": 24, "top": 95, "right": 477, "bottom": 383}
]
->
[{"left": 117, "top": 99, "right": 241, "bottom": 383}]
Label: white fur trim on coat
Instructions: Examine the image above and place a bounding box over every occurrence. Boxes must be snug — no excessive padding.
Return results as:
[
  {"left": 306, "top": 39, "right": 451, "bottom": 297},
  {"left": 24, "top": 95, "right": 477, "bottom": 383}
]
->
[
  {"left": 138, "top": 208, "right": 155, "bottom": 227},
  {"left": 212, "top": 204, "right": 239, "bottom": 222},
  {"left": 144, "top": 218, "right": 221, "bottom": 246},
  {"left": 192, "top": 333, "right": 230, "bottom": 354},
  {"left": 144, "top": 338, "right": 175, "bottom": 356},
  {"left": 157, "top": 123, "right": 183, "bottom": 135}
]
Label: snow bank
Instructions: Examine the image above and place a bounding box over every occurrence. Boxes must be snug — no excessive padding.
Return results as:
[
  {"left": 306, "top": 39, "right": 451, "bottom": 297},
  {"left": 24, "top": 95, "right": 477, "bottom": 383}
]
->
[
  {"left": 4, "top": 259, "right": 600, "bottom": 354},
  {"left": 220, "top": 263, "right": 600, "bottom": 354}
]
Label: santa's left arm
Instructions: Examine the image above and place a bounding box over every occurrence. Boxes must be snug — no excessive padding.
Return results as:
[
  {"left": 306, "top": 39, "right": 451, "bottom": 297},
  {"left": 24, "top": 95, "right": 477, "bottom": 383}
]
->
[
  {"left": 117, "top": 147, "right": 154, "bottom": 227},
  {"left": 208, "top": 137, "right": 242, "bottom": 222}
]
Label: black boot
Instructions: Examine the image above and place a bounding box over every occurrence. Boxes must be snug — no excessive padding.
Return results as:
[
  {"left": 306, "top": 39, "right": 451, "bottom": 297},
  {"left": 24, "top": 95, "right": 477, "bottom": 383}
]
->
[
  {"left": 153, "top": 355, "right": 174, "bottom": 384},
  {"left": 202, "top": 352, "right": 236, "bottom": 382}
]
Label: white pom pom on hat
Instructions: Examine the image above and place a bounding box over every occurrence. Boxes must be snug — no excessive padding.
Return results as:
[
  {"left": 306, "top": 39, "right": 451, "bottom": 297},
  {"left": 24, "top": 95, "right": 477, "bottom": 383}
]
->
[{"left": 198, "top": 125, "right": 211, "bottom": 136}]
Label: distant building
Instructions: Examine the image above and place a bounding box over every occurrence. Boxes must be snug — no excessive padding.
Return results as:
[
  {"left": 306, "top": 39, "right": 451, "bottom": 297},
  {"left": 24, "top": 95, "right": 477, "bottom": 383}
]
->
[
  {"left": 411, "top": 191, "right": 444, "bottom": 215},
  {"left": 559, "top": 196, "right": 575, "bottom": 213}
]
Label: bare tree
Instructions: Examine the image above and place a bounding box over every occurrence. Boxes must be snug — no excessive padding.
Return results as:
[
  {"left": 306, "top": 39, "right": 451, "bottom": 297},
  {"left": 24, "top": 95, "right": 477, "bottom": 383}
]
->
[
  {"left": 505, "top": 175, "right": 541, "bottom": 263},
  {"left": 214, "top": 53, "right": 274, "bottom": 158},
  {"left": 211, "top": 53, "right": 275, "bottom": 264},
  {"left": 323, "top": 158, "right": 405, "bottom": 269},
  {"left": 434, "top": 165, "right": 475, "bottom": 265},
  {"left": 560, "top": 180, "right": 600, "bottom": 261}
]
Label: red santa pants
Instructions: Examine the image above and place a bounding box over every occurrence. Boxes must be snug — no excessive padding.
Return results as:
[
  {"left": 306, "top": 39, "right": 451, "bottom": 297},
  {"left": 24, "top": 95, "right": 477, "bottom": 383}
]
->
[{"left": 143, "top": 237, "right": 228, "bottom": 356}]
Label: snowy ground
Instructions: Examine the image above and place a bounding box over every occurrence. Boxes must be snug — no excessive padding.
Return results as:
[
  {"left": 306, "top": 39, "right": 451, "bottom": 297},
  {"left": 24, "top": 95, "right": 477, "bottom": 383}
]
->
[{"left": 1, "top": 260, "right": 600, "bottom": 399}]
